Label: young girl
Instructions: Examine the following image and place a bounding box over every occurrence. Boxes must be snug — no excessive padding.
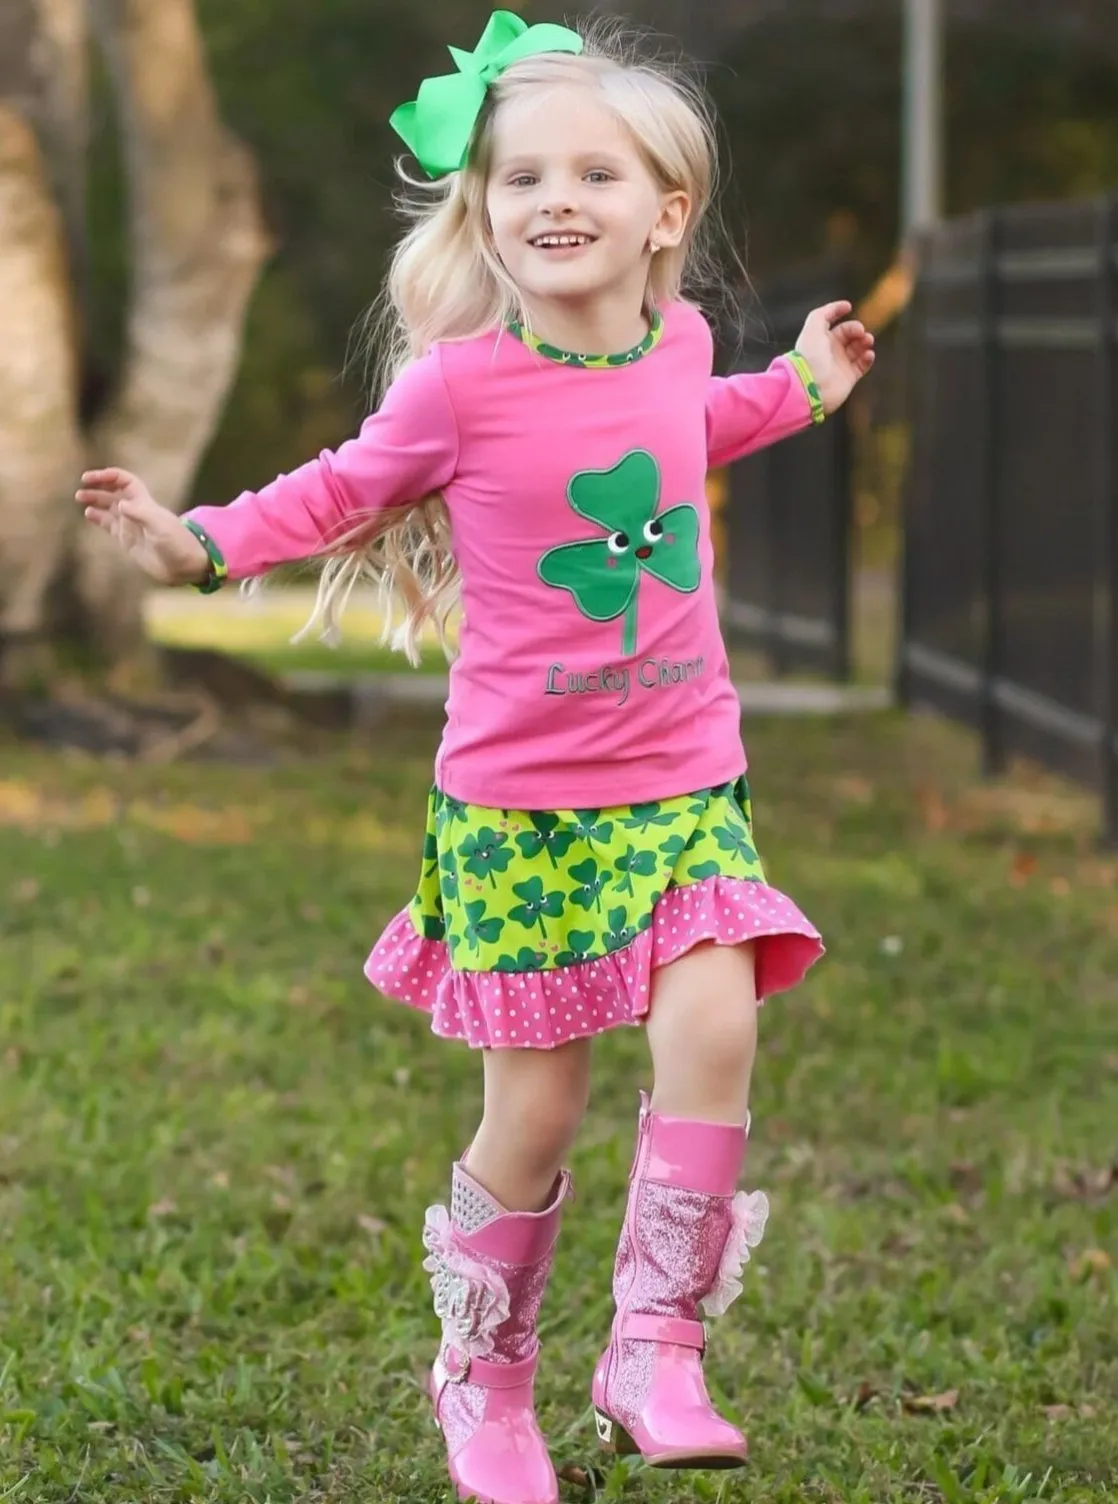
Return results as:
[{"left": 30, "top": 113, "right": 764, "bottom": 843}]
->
[{"left": 77, "top": 13, "right": 873, "bottom": 1503}]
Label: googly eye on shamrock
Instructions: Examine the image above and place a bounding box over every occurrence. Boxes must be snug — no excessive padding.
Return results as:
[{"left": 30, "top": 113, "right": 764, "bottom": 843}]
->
[{"left": 537, "top": 449, "right": 701, "bottom": 656}]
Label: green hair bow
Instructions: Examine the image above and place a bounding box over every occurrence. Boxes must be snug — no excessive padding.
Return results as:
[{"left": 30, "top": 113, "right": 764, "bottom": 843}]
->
[{"left": 389, "top": 9, "right": 584, "bottom": 179}]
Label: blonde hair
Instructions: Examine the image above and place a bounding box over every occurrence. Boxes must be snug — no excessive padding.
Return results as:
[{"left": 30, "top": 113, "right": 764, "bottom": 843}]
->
[{"left": 298, "top": 20, "right": 736, "bottom": 664}]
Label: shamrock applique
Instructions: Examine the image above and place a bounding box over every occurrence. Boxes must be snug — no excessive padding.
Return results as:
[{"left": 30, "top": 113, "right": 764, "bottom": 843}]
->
[
  {"left": 514, "top": 814, "right": 578, "bottom": 867},
  {"left": 554, "top": 930, "right": 597, "bottom": 967},
  {"left": 713, "top": 821, "right": 760, "bottom": 867},
  {"left": 568, "top": 857, "right": 610, "bottom": 912},
  {"left": 603, "top": 906, "right": 638, "bottom": 953},
  {"left": 537, "top": 450, "right": 700, "bottom": 656}
]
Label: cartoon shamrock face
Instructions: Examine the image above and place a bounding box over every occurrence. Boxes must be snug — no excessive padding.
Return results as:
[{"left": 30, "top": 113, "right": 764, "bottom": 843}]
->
[{"left": 537, "top": 450, "right": 701, "bottom": 656}]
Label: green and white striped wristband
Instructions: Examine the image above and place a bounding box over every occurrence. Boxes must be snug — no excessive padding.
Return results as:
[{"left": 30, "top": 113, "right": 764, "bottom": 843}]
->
[
  {"left": 182, "top": 518, "right": 229, "bottom": 595},
  {"left": 785, "top": 350, "right": 826, "bottom": 426}
]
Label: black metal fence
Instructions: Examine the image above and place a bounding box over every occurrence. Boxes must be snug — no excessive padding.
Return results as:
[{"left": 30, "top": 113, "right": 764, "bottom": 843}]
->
[
  {"left": 898, "top": 197, "right": 1118, "bottom": 845},
  {"left": 722, "top": 267, "right": 854, "bottom": 680}
]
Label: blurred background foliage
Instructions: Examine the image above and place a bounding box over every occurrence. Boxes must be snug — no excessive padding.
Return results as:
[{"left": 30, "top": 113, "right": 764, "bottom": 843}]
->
[{"left": 82, "top": 0, "right": 1118, "bottom": 507}]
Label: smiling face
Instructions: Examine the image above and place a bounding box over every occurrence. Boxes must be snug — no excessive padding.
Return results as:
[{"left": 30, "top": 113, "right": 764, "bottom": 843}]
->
[{"left": 485, "top": 83, "right": 688, "bottom": 327}]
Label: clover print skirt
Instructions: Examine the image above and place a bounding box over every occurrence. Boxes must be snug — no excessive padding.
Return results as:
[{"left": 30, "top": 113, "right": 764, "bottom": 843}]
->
[{"left": 365, "top": 779, "right": 824, "bottom": 1050}]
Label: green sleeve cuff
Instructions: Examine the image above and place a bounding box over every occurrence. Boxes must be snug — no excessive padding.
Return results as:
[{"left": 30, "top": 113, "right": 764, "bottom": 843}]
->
[
  {"left": 785, "top": 351, "right": 826, "bottom": 426},
  {"left": 182, "top": 518, "right": 229, "bottom": 594}
]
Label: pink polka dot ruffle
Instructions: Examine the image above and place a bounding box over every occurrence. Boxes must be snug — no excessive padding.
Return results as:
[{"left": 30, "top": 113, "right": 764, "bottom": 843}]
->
[{"left": 365, "top": 876, "right": 823, "bottom": 1051}]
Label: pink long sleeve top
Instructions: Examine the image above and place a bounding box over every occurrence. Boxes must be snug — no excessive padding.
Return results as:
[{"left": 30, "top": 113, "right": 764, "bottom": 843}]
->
[{"left": 184, "top": 301, "right": 819, "bottom": 808}]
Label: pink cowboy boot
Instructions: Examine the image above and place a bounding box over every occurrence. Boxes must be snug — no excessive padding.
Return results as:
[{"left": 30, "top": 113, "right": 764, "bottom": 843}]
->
[
  {"left": 591, "top": 1093, "right": 768, "bottom": 1469},
  {"left": 422, "top": 1161, "right": 571, "bottom": 1504}
]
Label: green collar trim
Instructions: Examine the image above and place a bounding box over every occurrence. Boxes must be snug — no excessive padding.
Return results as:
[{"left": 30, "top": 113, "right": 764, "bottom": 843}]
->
[{"left": 508, "top": 312, "right": 664, "bottom": 369}]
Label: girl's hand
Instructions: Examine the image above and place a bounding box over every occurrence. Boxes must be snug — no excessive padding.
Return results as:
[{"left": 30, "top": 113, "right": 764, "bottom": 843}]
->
[
  {"left": 76, "top": 468, "right": 210, "bottom": 586},
  {"left": 794, "top": 301, "right": 875, "bottom": 414}
]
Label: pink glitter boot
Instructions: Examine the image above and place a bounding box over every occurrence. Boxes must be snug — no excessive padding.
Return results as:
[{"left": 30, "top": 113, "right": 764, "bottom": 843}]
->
[
  {"left": 591, "top": 1093, "right": 768, "bottom": 1469},
  {"left": 423, "top": 1162, "right": 571, "bottom": 1504}
]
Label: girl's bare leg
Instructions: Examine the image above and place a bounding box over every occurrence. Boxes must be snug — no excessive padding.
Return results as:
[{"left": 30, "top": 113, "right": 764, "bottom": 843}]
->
[
  {"left": 466, "top": 1036, "right": 593, "bottom": 1210},
  {"left": 646, "top": 940, "right": 758, "bottom": 1123}
]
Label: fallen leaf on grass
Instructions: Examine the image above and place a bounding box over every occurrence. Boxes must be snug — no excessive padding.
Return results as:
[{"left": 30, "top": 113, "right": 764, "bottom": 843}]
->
[
  {"left": 1053, "top": 1163, "right": 1118, "bottom": 1200},
  {"left": 853, "top": 1382, "right": 879, "bottom": 1411},
  {"left": 881, "top": 1230, "right": 920, "bottom": 1255},
  {"left": 1009, "top": 851, "right": 1038, "bottom": 887},
  {"left": 1044, "top": 1403, "right": 1098, "bottom": 1421},
  {"left": 956, "top": 782, "right": 1092, "bottom": 835},
  {"left": 135, "top": 802, "right": 256, "bottom": 846},
  {"left": 949, "top": 1161, "right": 983, "bottom": 1195},
  {"left": 1069, "top": 1248, "right": 1112, "bottom": 1282},
  {"left": 834, "top": 774, "right": 873, "bottom": 804},
  {"left": 916, "top": 784, "right": 950, "bottom": 832},
  {"left": 558, "top": 1465, "right": 592, "bottom": 1486},
  {"left": 902, "top": 1389, "right": 959, "bottom": 1416}
]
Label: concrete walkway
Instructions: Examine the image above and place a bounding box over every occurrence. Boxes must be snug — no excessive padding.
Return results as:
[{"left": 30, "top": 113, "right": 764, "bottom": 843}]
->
[
  {"left": 283, "top": 670, "right": 891, "bottom": 721},
  {"left": 148, "top": 587, "right": 892, "bottom": 718}
]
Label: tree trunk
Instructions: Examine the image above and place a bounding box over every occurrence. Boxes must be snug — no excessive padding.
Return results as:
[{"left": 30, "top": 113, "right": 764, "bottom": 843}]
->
[
  {"left": 0, "top": 0, "right": 269, "bottom": 694},
  {"left": 78, "top": 0, "right": 271, "bottom": 667},
  {"left": 31, "top": 0, "right": 89, "bottom": 297},
  {"left": 0, "top": 100, "right": 83, "bottom": 663}
]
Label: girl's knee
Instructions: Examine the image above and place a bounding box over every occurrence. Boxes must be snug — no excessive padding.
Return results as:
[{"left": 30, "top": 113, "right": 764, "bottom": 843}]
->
[
  {"left": 649, "top": 943, "right": 758, "bottom": 1075},
  {"left": 530, "top": 1056, "right": 590, "bottom": 1133},
  {"left": 482, "top": 1043, "right": 590, "bottom": 1162},
  {"left": 685, "top": 992, "right": 758, "bottom": 1079}
]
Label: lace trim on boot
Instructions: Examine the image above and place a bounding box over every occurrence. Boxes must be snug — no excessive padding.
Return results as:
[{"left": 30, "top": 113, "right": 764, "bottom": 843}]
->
[
  {"left": 422, "top": 1205, "right": 511, "bottom": 1368},
  {"left": 699, "top": 1189, "right": 769, "bottom": 1319}
]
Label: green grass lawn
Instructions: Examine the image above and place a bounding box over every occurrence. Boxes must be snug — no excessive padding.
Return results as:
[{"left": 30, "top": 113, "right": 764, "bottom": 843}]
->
[
  {"left": 144, "top": 589, "right": 451, "bottom": 679},
  {"left": 1, "top": 708, "right": 1115, "bottom": 1503}
]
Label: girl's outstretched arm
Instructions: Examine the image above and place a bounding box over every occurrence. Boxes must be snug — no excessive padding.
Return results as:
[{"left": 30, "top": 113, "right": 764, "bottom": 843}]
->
[
  {"left": 182, "top": 350, "right": 459, "bottom": 581},
  {"left": 79, "top": 350, "right": 460, "bottom": 588},
  {"left": 77, "top": 468, "right": 212, "bottom": 586},
  {"left": 705, "top": 301, "right": 874, "bottom": 469}
]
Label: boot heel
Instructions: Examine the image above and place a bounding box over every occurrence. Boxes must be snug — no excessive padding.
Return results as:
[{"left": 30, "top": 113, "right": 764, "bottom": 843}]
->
[{"left": 594, "top": 1408, "right": 637, "bottom": 1456}]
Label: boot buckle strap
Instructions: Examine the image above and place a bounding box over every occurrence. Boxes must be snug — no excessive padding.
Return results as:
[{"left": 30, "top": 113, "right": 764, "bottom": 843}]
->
[
  {"left": 437, "top": 1345, "right": 471, "bottom": 1385},
  {"left": 620, "top": 1313, "right": 706, "bottom": 1350},
  {"left": 436, "top": 1345, "right": 539, "bottom": 1390}
]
